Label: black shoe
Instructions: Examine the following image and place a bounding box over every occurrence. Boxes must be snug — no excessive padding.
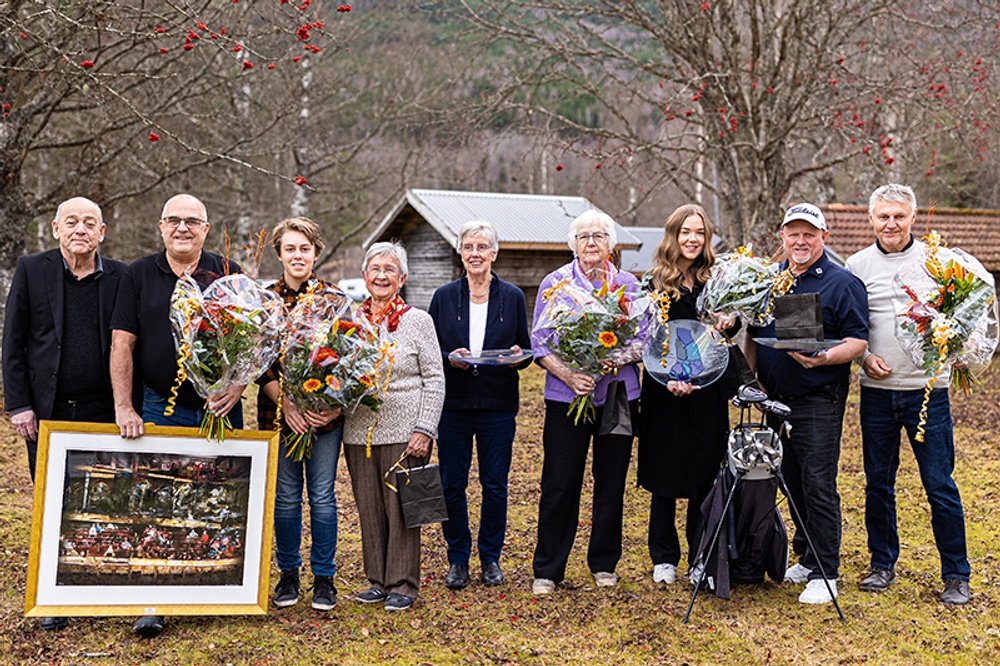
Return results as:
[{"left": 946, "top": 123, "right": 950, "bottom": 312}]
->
[
  {"left": 312, "top": 575, "right": 337, "bottom": 611},
  {"left": 859, "top": 567, "right": 895, "bottom": 592},
  {"left": 482, "top": 561, "right": 504, "bottom": 587},
  {"left": 354, "top": 587, "right": 387, "bottom": 604},
  {"left": 940, "top": 578, "right": 971, "bottom": 605},
  {"left": 384, "top": 592, "right": 413, "bottom": 611},
  {"left": 132, "top": 615, "right": 166, "bottom": 639},
  {"left": 444, "top": 563, "right": 469, "bottom": 590},
  {"left": 274, "top": 569, "right": 300, "bottom": 608},
  {"left": 39, "top": 616, "right": 68, "bottom": 631}
]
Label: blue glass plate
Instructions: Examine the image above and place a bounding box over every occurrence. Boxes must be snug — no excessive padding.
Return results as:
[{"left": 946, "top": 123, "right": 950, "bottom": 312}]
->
[{"left": 642, "top": 319, "right": 729, "bottom": 388}]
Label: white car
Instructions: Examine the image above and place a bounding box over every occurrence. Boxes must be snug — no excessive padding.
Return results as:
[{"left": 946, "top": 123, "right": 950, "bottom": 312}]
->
[{"left": 337, "top": 277, "right": 369, "bottom": 302}]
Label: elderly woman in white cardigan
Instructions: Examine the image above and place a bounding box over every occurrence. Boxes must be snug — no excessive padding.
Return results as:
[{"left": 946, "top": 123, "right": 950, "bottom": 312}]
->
[{"left": 344, "top": 241, "right": 445, "bottom": 612}]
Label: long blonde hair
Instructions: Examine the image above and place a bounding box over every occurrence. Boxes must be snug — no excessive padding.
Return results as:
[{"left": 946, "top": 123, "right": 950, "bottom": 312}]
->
[{"left": 649, "top": 204, "right": 716, "bottom": 300}]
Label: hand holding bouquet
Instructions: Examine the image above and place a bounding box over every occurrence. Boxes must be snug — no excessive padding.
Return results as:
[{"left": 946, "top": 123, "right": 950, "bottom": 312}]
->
[
  {"left": 280, "top": 287, "right": 392, "bottom": 461},
  {"left": 895, "top": 231, "right": 998, "bottom": 440},
  {"left": 535, "top": 270, "right": 646, "bottom": 424},
  {"left": 697, "top": 246, "right": 793, "bottom": 326},
  {"left": 169, "top": 273, "right": 285, "bottom": 441}
]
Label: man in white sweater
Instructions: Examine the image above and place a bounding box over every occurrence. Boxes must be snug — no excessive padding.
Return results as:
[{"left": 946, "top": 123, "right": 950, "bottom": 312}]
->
[{"left": 845, "top": 184, "right": 971, "bottom": 605}]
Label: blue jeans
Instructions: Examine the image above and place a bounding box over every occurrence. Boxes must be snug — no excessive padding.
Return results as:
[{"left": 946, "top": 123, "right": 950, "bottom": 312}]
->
[
  {"left": 142, "top": 386, "right": 244, "bottom": 429},
  {"left": 768, "top": 379, "right": 847, "bottom": 581},
  {"left": 274, "top": 426, "right": 343, "bottom": 577},
  {"left": 860, "top": 386, "right": 969, "bottom": 581},
  {"left": 437, "top": 410, "right": 516, "bottom": 565}
]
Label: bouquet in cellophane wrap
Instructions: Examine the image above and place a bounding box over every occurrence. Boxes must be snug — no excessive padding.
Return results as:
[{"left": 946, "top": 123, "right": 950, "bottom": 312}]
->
[
  {"left": 169, "top": 273, "right": 285, "bottom": 441},
  {"left": 895, "top": 230, "right": 998, "bottom": 440},
  {"left": 534, "top": 267, "right": 647, "bottom": 424},
  {"left": 697, "top": 245, "right": 793, "bottom": 326},
  {"left": 280, "top": 287, "right": 393, "bottom": 461}
]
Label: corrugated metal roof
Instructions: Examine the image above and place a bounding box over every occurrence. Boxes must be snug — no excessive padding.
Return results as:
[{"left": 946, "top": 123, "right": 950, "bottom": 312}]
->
[
  {"left": 365, "top": 188, "right": 641, "bottom": 249},
  {"left": 618, "top": 227, "right": 664, "bottom": 274}
]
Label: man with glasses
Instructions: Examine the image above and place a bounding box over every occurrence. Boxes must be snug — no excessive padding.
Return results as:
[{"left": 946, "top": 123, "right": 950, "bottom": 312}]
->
[
  {"left": 109, "top": 193, "right": 244, "bottom": 637},
  {"left": 3, "top": 197, "right": 127, "bottom": 632}
]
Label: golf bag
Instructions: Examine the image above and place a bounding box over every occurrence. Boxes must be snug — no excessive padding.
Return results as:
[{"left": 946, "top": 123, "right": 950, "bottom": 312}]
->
[{"left": 694, "top": 467, "right": 787, "bottom": 599}]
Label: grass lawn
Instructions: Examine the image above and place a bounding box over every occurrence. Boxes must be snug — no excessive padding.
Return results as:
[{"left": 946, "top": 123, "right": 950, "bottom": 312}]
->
[{"left": 2, "top": 364, "right": 999, "bottom": 665}]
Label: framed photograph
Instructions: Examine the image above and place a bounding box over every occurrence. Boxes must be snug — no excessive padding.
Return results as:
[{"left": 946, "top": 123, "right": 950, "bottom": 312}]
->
[{"left": 25, "top": 422, "right": 279, "bottom": 617}]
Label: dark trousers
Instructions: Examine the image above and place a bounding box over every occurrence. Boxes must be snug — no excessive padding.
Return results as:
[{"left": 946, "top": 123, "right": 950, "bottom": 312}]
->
[
  {"left": 532, "top": 399, "right": 636, "bottom": 582},
  {"left": 860, "top": 386, "right": 969, "bottom": 581},
  {"left": 648, "top": 489, "right": 709, "bottom": 569},
  {"left": 27, "top": 396, "right": 115, "bottom": 481},
  {"left": 437, "top": 409, "right": 516, "bottom": 566},
  {"left": 768, "top": 378, "right": 848, "bottom": 581}
]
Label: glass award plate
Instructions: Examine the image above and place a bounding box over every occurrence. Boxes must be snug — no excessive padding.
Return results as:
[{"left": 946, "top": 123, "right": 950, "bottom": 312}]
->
[{"left": 448, "top": 349, "right": 535, "bottom": 366}]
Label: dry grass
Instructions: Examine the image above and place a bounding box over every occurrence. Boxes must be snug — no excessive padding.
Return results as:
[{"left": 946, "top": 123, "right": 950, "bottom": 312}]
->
[{"left": 2, "top": 364, "right": 1000, "bottom": 665}]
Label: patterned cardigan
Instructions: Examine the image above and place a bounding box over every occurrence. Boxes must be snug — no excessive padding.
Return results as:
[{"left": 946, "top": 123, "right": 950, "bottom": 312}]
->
[{"left": 343, "top": 306, "right": 445, "bottom": 447}]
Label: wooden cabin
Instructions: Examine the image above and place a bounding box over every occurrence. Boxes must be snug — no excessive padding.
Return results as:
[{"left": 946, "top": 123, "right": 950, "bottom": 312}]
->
[{"left": 364, "top": 189, "right": 641, "bottom": 313}]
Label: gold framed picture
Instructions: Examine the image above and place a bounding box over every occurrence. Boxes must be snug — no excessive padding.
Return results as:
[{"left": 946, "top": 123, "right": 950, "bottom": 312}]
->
[{"left": 25, "top": 422, "right": 279, "bottom": 617}]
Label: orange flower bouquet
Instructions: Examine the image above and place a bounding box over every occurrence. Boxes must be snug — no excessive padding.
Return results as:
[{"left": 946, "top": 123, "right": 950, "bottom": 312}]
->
[
  {"left": 280, "top": 287, "right": 391, "bottom": 461},
  {"left": 895, "top": 231, "right": 998, "bottom": 440},
  {"left": 169, "top": 273, "right": 285, "bottom": 441},
  {"left": 535, "top": 275, "right": 646, "bottom": 424}
]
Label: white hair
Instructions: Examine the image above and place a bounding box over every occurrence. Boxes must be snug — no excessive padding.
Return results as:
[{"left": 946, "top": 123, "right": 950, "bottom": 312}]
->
[
  {"left": 869, "top": 184, "right": 917, "bottom": 214},
  {"left": 457, "top": 220, "right": 499, "bottom": 253},
  {"left": 567, "top": 209, "right": 617, "bottom": 253},
  {"left": 363, "top": 240, "right": 408, "bottom": 276}
]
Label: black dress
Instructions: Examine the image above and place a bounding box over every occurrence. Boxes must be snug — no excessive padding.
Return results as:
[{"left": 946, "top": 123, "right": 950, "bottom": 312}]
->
[{"left": 638, "top": 283, "right": 734, "bottom": 499}]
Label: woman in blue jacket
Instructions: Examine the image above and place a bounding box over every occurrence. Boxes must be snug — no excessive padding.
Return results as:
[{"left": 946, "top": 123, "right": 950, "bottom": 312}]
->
[{"left": 428, "top": 220, "right": 532, "bottom": 590}]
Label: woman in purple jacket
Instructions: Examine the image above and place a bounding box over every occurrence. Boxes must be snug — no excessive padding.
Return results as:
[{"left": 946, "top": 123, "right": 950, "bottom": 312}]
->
[{"left": 529, "top": 210, "right": 642, "bottom": 595}]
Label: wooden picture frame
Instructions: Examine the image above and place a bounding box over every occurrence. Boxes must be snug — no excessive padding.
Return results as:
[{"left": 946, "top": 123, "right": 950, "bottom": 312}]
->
[{"left": 25, "top": 422, "right": 279, "bottom": 617}]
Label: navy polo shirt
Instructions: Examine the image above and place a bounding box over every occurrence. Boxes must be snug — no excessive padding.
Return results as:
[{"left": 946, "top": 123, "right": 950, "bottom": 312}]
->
[
  {"left": 748, "top": 251, "right": 868, "bottom": 398},
  {"left": 111, "top": 250, "right": 241, "bottom": 408}
]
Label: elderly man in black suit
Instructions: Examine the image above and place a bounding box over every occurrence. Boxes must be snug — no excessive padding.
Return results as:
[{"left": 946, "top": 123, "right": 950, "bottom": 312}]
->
[{"left": 2, "top": 196, "right": 127, "bottom": 632}]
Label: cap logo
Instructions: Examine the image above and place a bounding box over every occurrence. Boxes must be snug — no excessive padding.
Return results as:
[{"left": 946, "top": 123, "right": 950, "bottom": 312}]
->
[{"left": 787, "top": 205, "right": 819, "bottom": 220}]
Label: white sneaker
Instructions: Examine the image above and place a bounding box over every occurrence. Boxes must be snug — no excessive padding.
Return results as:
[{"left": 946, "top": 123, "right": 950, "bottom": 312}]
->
[
  {"left": 798, "top": 579, "right": 837, "bottom": 604},
  {"left": 784, "top": 562, "right": 813, "bottom": 583},
  {"left": 652, "top": 563, "right": 677, "bottom": 584},
  {"left": 532, "top": 578, "right": 555, "bottom": 595},
  {"left": 593, "top": 571, "right": 619, "bottom": 587}
]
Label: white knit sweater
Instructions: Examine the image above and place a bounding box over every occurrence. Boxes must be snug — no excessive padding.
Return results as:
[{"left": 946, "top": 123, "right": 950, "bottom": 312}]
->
[
  {"left": 343, "top": 307, "right": 445, "bottom": 446},
  {"left": 845, "top": 240, "right": 948, "bottom": 391}
]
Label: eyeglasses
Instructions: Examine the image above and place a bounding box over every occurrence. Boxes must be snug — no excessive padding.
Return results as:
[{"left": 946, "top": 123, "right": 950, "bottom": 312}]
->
[
  {"left": 366, "top": 265, "right": 399, "bottom": 277},
  {"left": 460, "top": 243, "right": 493, "bottom": 254},
  {"left": 575, "top": 232, "right": 609, "bottom": 243},
  {"left": 161, "top": 216, "right": 206, "bottom": 229}
]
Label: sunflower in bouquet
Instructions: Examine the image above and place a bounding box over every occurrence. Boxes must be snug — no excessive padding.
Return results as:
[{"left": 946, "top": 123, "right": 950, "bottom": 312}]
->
[
  {"left": 895, "top": 230, "right": 998, "bottom": 440},
  {"left": 536, "top": 270, "right": 646, "bottom": 424},
  {"left": 279, "top": 287, "right": 393, "bottom": 461},
  {"left": 169, "top": 273, "right": 285, "bottom": 441},
  {"left": 697, "top": 245, "right": 793, "bottom": 326}
]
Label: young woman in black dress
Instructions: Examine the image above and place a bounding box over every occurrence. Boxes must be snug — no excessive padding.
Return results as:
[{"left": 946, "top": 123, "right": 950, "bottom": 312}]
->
[{"left": 638, "top": 204, "right": 736, "bottom": 585}]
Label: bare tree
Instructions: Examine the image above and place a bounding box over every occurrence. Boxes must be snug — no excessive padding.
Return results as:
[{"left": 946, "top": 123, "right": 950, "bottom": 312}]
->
[{"left": 455, "top": 0, "right": 1000, "bottom": 247}]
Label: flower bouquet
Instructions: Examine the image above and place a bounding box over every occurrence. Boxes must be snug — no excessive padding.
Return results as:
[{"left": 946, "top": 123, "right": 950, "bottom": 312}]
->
[
  {"left": 697, "top": 246, "right": 793, "bottom": 326},
  {"left": 895, "top": 231, "right": 998, "bottom": 440},
  {"left": 280, "top": 287, "right": 392, "bottom": 461},
  {"left": 169, "top": 273, "right": 285, "bottom": 441},
  {"left": 535, "top": 272, "right": 646, "bottom": 424}
]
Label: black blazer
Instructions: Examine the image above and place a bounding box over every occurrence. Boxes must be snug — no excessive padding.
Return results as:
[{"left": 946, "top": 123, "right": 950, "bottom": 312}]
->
[{"left": 2, "top": 248, "right": 127, "bottom": 419}]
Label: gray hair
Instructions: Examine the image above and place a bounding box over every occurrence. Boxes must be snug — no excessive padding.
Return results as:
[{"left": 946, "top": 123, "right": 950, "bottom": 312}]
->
[
  {"left": 363, "top": 240, "right": 408, "bottom": 277},
  {"left": 869, "top": 184, "right": 917, "bottom": 214},
  {"left": 457, "top": 220, "right": 499, "bottom": 254},
  {"left": 567, "top": 209, "right": 617, "bottom": 253}
]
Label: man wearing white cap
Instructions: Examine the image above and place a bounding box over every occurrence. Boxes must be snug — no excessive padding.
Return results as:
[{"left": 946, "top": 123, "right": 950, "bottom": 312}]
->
[{"left": 745, "top": 202, "right": 869, "bottom": 604}]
